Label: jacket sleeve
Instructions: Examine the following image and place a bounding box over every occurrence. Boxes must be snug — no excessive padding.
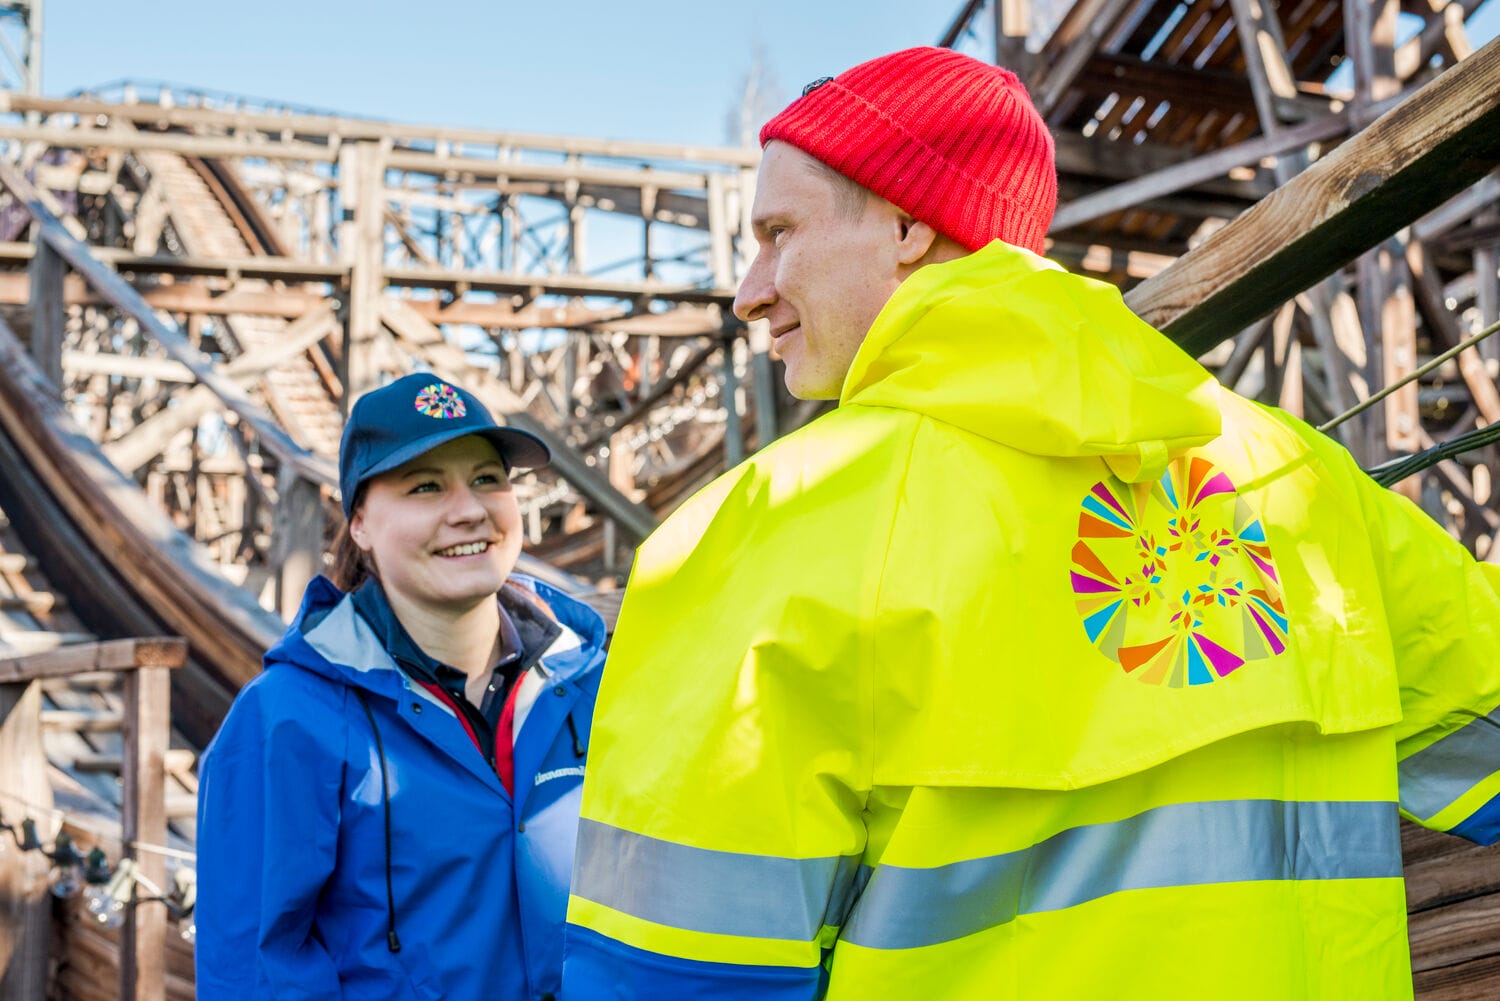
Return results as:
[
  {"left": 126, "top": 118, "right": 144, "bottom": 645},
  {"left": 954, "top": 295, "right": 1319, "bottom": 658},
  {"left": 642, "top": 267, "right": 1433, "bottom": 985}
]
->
[
  {"left": 1353, "top": 448, "right": 1500, "bottom": 844},
  {"left": 562, "top": 475, "right": 881, "bottom": 999},
  {"left": 195, "top": 670, "right": 346, "bottom": 1000},
  {"left": 562, "top": 631, "right": 868, "bottom": 1000}
]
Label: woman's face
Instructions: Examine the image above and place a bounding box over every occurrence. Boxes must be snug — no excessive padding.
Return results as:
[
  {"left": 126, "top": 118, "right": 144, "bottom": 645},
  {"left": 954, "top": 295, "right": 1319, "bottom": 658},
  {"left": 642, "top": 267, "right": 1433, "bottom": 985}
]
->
[{"left": 349, "top": 435, "right": 523, "bottom": 617}]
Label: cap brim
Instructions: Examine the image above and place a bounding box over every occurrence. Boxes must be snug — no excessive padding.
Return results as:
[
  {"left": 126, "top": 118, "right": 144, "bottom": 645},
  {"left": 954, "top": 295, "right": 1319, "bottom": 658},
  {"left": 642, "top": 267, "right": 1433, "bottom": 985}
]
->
[{"left": 359, "top": 425, "right": 552, "bottom": 485}]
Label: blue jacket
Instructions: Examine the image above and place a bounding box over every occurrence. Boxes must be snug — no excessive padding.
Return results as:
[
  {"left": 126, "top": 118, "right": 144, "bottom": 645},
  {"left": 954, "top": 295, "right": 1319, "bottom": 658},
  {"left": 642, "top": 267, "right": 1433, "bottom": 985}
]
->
[{"left": 196, "top": 574, "right": 606, "bottom": 1001}]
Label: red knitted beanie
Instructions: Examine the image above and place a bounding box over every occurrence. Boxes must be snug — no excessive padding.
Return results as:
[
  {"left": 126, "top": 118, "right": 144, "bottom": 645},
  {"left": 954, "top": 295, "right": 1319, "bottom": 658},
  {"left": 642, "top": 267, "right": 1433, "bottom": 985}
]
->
[{"left": 760, "top": 46, "right": 1056, "bottom": 256}]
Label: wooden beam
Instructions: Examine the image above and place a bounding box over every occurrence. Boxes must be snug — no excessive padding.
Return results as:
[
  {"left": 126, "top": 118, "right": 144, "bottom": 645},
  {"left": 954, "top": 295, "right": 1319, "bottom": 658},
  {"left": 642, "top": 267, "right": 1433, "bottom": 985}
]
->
[
  {"left": 1029, "top": 0, "right": 1138, "bottom": 117},
  {"left": 0, "top": 682, "right": 51, "bottom": 1000},
  {"left": 100, "top": 302, "right": 339, "bottom": 474},
  {"left": 1407, "top": 240, "right": 1500, "bottom": 424},
  {"left": 1049, "top": 98, "right": 1392, "bottom": 233},
  {"left": 27, "top": 239, "right": 65, "bottom": 388},
  {"left": 0, "top": 160, "right": 336, "bottom": 487},
  {"left": 1071, "top": 55, "right": 1261, "bottom": 118},
  {"left": 0, "top": 638, "right": 187, "bottom": 684},
  {"left": 937, "top": 0, "right": 987, "bottom": 48},
  {"left": 0, "top": 240, "right": 737, "bottom": 307},
  {"left": 1123, "top": 36, "right": 1500, "bottom": 357},
  {"left": 0, "top": 91, "right": 761, "bottom": 168}
]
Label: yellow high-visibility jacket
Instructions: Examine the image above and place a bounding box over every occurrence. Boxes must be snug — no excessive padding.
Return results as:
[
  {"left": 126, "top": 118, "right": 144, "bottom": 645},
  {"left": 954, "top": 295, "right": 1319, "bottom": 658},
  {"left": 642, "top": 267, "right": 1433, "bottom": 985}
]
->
[{"left": 564, "top": 242, "right": 1500, "bottom": 1000}]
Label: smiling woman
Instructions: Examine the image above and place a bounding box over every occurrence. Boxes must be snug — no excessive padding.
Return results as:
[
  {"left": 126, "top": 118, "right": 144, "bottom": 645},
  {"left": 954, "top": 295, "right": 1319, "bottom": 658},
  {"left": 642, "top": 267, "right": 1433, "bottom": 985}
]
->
[{"left": 194, "top": 373, "right": 609, "bottom": 1001}]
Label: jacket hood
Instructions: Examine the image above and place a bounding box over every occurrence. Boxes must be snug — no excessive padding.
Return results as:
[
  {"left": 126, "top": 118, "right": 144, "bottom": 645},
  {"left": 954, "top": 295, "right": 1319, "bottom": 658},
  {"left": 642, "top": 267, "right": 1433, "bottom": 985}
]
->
[
  {"left": 840, "top": 241, "right": 1222, "bottom": 482},
  {"left": 264, "top": 575, "right": 606, "bottom": 695}
]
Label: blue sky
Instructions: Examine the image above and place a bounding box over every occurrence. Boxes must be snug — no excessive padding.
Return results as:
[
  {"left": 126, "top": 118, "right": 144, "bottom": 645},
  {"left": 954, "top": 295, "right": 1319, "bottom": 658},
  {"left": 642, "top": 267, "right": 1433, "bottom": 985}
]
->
[
  {"left": 41, "top": 1, "right": 1500, "bottom": 147},
  {"left": 44, "top": 1, "right": 949, "bottom": 146}
]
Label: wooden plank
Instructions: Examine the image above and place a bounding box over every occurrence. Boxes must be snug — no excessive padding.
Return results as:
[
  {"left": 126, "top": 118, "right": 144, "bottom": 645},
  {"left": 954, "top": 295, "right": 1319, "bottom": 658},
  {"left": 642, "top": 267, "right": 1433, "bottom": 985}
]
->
[
  {"left": 120, "top": 665, "right": 170, "bottom": 1001},
  {"left": 1049, "top": 101, "right": 1379, "bottom": 233},
  {"left": 0, "top": 240, "right": 737, "bottom": 307},
  {"left": 1414, "top": 951, "right": 1500, "bottom": 1001},
  {"left": 0, "top": 91, "right": 762, "bottom": 169},
  {"left": 0, "top": 682, "right": 52, "bottom": 998},
  {"left": 72, "top": 748, "right": 196, "bottom": 774},
  {"left": 1408, "top": 890, "right": 1500, "bottom": 973},
  {"left": 41, "top": 710, "right": 124, "bottom": 732},
  {"left": 1124, "top": 36, "right": 1500, "bottom": 357},
  {"left": 27, "top": 238, "right": 65, "bottom": 388},
  {"left": 0, "top": 638, "right": 187, "bottom": 684}
]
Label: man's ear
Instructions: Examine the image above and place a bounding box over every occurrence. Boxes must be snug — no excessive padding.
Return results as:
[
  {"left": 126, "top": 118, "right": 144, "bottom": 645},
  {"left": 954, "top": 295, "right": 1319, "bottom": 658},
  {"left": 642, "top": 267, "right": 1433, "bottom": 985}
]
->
[{"left": 895, "top": 216, "right": 940, "bottom": 266}]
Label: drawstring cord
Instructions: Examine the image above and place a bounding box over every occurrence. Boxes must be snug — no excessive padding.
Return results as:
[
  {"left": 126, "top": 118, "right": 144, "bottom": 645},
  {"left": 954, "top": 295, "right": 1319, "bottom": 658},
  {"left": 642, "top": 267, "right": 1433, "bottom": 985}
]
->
[
  {"left": 354, "top": 690, "right": 402, "bottom": 954},
  {"left": 566, "top": 712, "right": 587, "bottom": 758}
]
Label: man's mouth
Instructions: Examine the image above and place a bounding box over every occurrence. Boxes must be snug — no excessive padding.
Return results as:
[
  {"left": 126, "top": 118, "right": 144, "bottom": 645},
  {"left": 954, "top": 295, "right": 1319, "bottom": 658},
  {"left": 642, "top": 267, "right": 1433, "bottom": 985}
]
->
[{"left": 434, "top": 541, "right": 491, "bottom": 557}]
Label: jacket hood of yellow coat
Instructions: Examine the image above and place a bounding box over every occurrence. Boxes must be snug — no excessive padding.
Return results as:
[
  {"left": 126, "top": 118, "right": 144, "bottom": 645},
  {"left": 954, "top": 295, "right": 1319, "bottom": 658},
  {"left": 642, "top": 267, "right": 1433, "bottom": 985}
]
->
[{"left": 840, "top": 241, "right": 1223, "bottom": 482}]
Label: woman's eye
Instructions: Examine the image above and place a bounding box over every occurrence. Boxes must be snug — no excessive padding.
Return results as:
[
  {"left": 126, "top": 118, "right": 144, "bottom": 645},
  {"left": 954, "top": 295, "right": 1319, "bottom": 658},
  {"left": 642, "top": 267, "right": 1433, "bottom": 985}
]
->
[
  {"left": 407, "top": 481, "right": 439, "bottom": 495},
  {"left": 473, "top": 473, "right": 502, "bottom": 487}
]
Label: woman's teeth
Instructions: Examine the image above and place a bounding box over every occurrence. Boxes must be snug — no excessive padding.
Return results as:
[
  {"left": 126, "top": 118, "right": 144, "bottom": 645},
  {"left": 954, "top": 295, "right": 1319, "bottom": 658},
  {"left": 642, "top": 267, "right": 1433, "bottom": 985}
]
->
[{"left": 436, "top": 542, "right": 489, "bottom": 557}]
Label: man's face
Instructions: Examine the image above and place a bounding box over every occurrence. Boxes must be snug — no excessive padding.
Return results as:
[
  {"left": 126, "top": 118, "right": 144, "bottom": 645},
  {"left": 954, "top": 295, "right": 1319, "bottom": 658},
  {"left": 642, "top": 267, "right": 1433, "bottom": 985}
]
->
[{"left": 733, "top": 142, "right": 907, "bottom": 400}]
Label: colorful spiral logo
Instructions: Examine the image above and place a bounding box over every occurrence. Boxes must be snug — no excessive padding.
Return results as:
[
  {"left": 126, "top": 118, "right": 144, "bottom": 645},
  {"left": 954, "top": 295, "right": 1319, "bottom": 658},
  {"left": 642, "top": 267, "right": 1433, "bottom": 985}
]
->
[
  {"left": 1071, "top": 456, "right": 1289, "bottom": 687},
  {"left": 413, "top": 383, "right": 467, "bottom": 419}
]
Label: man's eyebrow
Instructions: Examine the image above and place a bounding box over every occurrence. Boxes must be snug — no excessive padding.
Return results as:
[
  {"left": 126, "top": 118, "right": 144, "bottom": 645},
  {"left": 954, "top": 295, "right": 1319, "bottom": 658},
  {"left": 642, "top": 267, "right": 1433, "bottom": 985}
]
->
[{"left": 750, "top": 213, "right": 787, "bottom": 236}]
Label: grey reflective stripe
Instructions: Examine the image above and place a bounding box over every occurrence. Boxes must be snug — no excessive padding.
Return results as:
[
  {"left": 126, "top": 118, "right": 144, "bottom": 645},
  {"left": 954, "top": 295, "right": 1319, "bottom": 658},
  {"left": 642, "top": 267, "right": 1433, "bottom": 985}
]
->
[
  {"left": 1399, "top": 709, "right": 1500, "bottom": 821},
  {"left": 574, "top": 818, "right": 861, "bottom": 941},
  {"left": 842, "top": 799, "right": 1400, "bottom": 951}
]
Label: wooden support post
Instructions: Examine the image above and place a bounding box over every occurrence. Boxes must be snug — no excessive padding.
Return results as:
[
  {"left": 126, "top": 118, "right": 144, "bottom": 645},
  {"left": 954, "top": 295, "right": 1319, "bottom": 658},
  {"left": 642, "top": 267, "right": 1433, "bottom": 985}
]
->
[
  {"left": 120, "top": 661, "right": 170, "bottom": 1001},
  {"left": 1408, "top": 240, "right": 1500, "bottom": 424},
  {"left": 272, "top": 472, "right": 325, "bottom": 618},
  {"left": 706, "top": 173, "right": 734, "bottom": 291},
  {"left": 1477, "top": 208, "right": 1500, "bottom": 361},
  {"left": 720, "top": 334, "right": 744, "bottom": 468},
  {"left": 748, "top": 320, "right": 779, "bottom": 451},
  {"left": 345, "top": 140, "right": 390, "bottom": 407},
  {"left": 1378, "top": 240, "right": 1421, "bottom": 463},
  {"left": 1266, "top": 302, "right": 1303, "bottom": 416},
  {"left": 0, "top": 682, "right": 51, "bottom": 999},
  {"left": 994, "top": 0, "right": 1032, "bottom": 79},
  {"left": 28, "top": 237, "right": 65, "bottom": 389}
]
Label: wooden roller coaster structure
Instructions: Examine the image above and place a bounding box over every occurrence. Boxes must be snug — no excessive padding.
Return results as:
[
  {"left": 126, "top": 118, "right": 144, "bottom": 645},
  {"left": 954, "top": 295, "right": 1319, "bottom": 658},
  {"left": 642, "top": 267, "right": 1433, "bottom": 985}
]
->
[{"left": 1, "top": 0, "right": 1500, "bottom": 996}]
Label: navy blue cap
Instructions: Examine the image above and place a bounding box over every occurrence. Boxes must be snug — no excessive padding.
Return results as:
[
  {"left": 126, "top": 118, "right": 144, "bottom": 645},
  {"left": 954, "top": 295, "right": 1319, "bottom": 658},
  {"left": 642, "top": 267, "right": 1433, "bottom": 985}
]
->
[{"left": 338, "top": 373, "right": 550, "bottom": 517}]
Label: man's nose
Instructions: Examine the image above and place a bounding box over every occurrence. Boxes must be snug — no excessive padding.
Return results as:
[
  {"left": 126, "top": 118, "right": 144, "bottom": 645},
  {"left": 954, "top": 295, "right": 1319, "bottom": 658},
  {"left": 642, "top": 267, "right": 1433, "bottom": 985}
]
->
[{"left": 733, "top": 252, "right": 775, "bottom": 323}]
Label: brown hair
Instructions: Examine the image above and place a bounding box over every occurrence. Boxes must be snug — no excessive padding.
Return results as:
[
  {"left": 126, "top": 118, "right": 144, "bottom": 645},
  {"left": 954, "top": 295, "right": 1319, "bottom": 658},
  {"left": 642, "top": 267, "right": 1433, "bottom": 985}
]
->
[{"left": 329, "top": 484, "right": 376, "bottom": 592}]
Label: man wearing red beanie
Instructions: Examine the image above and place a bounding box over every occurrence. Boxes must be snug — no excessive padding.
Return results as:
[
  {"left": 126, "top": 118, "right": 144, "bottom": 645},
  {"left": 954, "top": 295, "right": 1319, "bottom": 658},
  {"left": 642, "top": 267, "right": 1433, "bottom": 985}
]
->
[{"left": 566, "top": 47, "right": 1500, "bottom": 999}]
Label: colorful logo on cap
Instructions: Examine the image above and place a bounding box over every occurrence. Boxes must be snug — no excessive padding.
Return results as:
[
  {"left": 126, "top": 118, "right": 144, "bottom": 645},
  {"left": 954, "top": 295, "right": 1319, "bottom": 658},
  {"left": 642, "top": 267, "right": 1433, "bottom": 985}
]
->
[
  {"left": 1070, "top": 456, "right": 1289, "bottom": 688},
  {"left": 413, "top": 382, "right": 467, "bottom": 420}
]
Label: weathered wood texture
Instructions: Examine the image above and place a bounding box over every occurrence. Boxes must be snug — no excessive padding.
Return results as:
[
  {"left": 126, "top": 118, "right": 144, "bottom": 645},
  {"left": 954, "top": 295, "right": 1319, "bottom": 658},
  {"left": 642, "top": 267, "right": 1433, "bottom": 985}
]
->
[
  {"left": 1125, "top": 35, "right": 1500, "bottom": 355},
  {"left": 0, "top": 682, "right": 52, "bottom": 998},
  {"left": 0, "top": 313, "right": 280, "bottom": 740},
  {"left": 1405, "top": 821, "right": 1500, "bottom": 998}
]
